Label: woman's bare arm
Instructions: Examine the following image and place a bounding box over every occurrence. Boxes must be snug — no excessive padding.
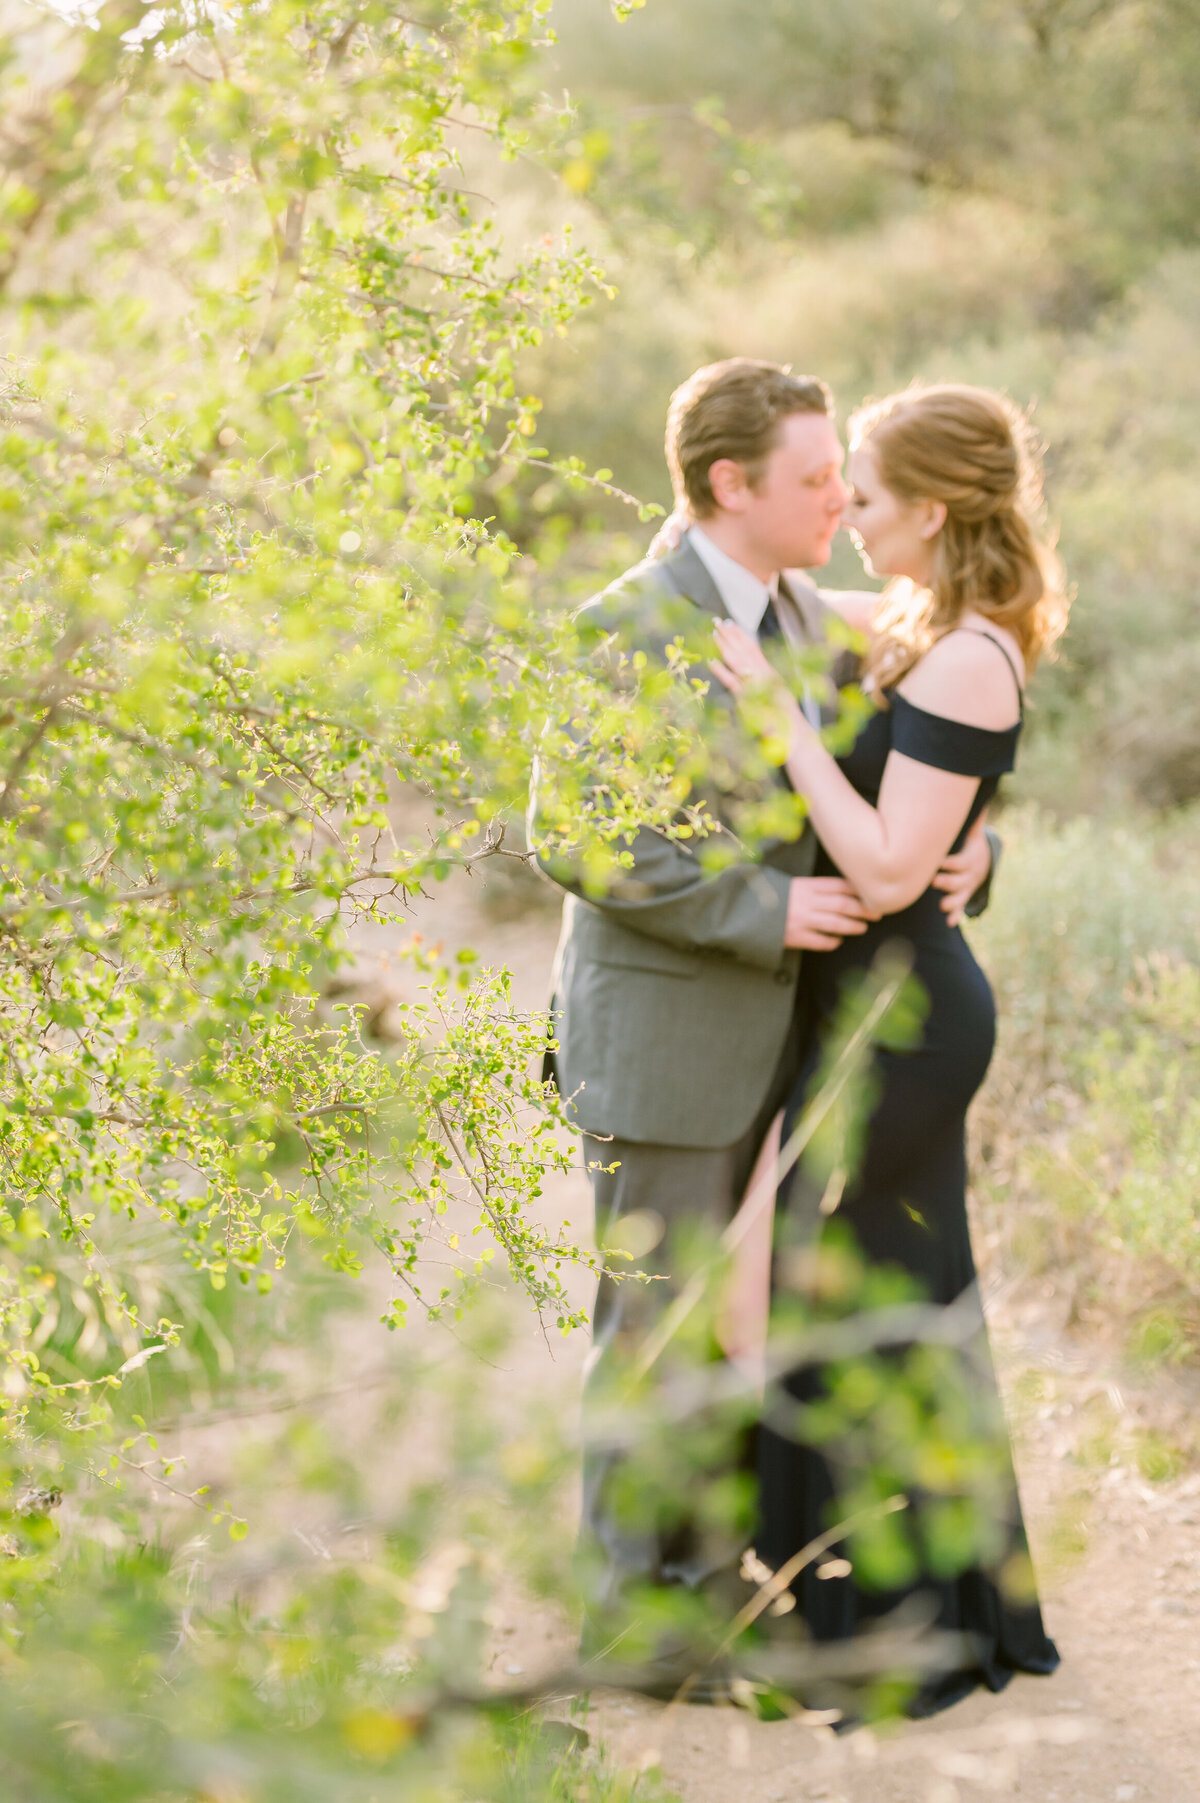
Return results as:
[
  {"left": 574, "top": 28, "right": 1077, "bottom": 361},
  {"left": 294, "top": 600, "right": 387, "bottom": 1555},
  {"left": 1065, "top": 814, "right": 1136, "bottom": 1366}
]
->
[{"left": 712, "top": 623, "right": 1019, "bottom": 915}]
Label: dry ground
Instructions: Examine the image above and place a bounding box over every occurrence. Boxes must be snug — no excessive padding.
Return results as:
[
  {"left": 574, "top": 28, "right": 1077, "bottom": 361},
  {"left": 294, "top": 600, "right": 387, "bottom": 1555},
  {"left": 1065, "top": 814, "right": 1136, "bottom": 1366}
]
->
[{"left": 345, "top": 860, "right": 1200, "bottom": 1803}]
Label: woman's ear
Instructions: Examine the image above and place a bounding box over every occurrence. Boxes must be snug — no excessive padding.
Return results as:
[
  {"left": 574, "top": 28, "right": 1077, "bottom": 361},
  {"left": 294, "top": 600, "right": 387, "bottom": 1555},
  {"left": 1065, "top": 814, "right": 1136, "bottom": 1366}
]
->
[{"left": 919, "top": 499, "right": 948, "bottom": 541}]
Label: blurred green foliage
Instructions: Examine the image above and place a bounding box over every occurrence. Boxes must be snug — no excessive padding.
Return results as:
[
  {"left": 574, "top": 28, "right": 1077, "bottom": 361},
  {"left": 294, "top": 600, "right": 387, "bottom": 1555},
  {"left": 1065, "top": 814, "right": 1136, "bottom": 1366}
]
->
[
  {"left": 0, "top": 1286, "right": 680, "bottom": 1801},
  {"left": 2, "top": 0, "right": 1198, "bottom": 1789},
  {"left": 0, "top": 0, "right": 942, "bottom": 1790},
  {"left": 0, "top": 0, "right": 709, "bottom": 1792}
]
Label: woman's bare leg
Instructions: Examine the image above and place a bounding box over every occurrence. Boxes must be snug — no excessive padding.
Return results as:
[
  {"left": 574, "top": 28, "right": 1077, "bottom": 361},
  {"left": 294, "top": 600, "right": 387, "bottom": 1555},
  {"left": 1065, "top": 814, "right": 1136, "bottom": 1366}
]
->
[{"left": 716, "top": 1111, "right": 781, "bottom": 1393}]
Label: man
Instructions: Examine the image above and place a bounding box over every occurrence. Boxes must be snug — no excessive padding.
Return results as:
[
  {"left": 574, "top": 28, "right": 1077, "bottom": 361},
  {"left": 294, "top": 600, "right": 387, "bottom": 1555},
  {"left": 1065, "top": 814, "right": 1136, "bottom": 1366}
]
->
[{"left": 533, "top": 359, "right": 992, "bottom": 1673}]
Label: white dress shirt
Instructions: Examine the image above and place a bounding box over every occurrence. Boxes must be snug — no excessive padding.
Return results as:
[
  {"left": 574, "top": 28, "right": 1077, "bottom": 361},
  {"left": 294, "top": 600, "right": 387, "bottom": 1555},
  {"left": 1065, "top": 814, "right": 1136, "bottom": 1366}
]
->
[
  {"left": 687, "top": 525, "right": 821, "bottom": 728},
  {"left": 687, "top": 525, "right": 774, "bottom": 635}
]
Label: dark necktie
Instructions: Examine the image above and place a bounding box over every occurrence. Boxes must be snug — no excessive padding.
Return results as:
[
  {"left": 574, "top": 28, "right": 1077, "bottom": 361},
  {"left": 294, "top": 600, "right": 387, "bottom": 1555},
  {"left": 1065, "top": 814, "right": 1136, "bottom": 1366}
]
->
[
  {"left": 755, "top": 591, "right": 795, "bottom": 791},
  {"left": 758, "top": 593, "right": 784, "bottom": 643}
]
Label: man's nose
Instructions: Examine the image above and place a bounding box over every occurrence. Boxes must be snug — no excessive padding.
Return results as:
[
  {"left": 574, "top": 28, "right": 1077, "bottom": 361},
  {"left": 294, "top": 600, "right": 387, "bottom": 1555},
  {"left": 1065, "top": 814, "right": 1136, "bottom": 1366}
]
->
[{"left": 830, "top": 476, "right": 850, "bottom": 510}]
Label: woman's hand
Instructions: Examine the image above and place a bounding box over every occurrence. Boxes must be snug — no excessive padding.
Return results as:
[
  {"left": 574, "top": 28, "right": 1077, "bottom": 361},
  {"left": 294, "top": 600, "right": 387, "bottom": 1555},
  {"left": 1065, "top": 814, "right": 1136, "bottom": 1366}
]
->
[
  {"left": 711, "top": 618, "right": 812, "bottom": 774},
  {"left": 710, "top": 618, "right": 810, "bottom": 749},
  {"left": 710, "top": 618, "right": 775, "bottom": 694}
]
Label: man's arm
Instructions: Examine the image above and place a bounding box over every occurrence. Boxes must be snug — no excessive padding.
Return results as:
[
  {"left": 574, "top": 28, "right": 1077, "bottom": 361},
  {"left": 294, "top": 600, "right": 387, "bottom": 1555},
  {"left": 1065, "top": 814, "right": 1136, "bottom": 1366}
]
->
[
  {"left": 534, "top": 808, "right": 872, "bottom": 966},
  {"left": 532, "top": 569, "right": 873, "bottom": 965},
  {"left": 963, "top": 825, "right": 1001, "bottom": 920},
  {"left": 533, "top": 812, "right": 792, "bottom": 970}
]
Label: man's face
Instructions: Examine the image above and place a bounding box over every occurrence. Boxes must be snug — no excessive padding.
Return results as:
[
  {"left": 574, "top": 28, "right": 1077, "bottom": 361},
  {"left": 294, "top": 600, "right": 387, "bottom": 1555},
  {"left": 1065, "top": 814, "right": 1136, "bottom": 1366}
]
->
[{"left": 715, "top": 412, "right": 849, "bottom": 572}]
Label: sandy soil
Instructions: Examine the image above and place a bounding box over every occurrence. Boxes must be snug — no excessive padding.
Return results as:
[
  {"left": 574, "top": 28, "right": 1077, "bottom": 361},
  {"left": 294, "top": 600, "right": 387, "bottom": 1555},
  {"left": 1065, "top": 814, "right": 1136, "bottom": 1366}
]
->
[{"left": 348, "top": 860, "right": 1200, "bottom": 1803}]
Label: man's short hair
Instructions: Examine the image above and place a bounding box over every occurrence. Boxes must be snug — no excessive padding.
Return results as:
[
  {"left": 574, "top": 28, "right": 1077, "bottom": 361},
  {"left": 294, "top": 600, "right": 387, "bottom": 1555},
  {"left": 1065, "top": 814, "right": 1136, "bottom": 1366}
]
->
[{"left": 665, "top": 358, "right": 832, "bottom": 517}]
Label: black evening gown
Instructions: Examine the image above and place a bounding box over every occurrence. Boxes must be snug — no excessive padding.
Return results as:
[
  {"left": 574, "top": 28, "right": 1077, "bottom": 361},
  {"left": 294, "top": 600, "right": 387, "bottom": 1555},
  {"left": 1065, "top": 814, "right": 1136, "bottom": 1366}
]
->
[{"left": 755, "top": 634, "right": 1059, "bottom": 1719}]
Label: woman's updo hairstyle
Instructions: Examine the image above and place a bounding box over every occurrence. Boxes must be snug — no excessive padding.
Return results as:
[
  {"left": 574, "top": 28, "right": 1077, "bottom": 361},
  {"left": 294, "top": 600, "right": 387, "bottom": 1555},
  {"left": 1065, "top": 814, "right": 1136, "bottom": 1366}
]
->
[{"left": 850, "top": 383, "right": 1069, "bottom": 690}]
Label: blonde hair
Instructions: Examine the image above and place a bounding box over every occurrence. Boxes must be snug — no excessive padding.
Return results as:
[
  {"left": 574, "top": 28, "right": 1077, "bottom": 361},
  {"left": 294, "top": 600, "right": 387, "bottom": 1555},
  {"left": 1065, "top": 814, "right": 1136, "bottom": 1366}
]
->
[{"left": 850, "top": 383, "right": 1069, "bottom": 691}]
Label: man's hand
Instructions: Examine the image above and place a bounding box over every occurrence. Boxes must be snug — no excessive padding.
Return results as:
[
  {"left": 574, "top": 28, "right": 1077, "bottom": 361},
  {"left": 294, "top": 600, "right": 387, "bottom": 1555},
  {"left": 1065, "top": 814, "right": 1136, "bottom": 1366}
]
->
[
  {"left": 785, "top": 877, "right": 876, "bottom": 951},
  {"left": 931, "top": 815, "right": 992, "bottom": 927}
]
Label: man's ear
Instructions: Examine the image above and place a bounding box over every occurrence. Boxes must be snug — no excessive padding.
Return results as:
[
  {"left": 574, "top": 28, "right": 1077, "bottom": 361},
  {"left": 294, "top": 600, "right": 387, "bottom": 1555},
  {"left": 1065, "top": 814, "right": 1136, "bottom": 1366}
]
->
[
  {"left": 919, "top": 499, "right": 948, "bottom": 541},
  {"left": 708, "top": 457, "right": 750, "bottom": 513}
]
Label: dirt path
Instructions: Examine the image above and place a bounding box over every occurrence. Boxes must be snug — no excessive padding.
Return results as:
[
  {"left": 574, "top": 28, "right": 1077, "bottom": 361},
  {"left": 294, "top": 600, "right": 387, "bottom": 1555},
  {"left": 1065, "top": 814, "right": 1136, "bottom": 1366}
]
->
[
  {"left": 495, "top": 1172, "right": 1200, "bottom": 1803},
  {"left": 362, "top": 862, "right": 1200, "bottom": 1803},
  {"left": 577, "top": 1344, "right": 1200, "bottom": 1803}
]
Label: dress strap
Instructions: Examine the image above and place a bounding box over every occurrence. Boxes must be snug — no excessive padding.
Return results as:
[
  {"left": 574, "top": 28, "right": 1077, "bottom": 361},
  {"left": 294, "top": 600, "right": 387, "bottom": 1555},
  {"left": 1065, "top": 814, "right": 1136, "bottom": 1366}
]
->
[{"left": 959, "top": 629, "right": 1025, "bottom": 717}]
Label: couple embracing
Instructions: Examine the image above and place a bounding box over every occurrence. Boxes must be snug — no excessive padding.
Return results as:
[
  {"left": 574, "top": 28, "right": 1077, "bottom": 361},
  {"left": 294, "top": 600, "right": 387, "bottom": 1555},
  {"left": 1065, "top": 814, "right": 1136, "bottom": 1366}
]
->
[{"left": 538, "top": 358, "right": 1066, "bottom": 1720}]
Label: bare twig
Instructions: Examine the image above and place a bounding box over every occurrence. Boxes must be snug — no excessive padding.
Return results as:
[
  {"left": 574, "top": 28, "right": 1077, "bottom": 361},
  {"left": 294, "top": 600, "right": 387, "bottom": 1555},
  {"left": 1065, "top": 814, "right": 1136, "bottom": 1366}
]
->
[{"left": 0, "top": 619, "right": 95, "bottom": 820}]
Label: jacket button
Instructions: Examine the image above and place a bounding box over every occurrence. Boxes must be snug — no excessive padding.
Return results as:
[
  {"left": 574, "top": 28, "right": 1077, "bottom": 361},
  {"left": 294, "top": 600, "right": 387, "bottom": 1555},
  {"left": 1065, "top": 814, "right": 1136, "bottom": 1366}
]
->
[{"left": 774, "top": 967, "right": 792, "bottom": 987}]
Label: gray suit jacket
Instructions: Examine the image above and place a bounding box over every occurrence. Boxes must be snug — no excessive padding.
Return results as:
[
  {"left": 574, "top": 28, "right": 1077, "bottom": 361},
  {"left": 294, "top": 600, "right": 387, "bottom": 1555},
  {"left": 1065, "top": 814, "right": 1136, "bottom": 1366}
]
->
[{"left": 534, "top": 538, "right": 839, "bottom": 1150}]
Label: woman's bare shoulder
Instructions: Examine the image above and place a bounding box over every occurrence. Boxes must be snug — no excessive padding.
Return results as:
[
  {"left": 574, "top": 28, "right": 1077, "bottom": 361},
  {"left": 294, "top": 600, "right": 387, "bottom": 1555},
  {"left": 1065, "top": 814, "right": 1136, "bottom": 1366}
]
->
[{"left": 898, "top": 626, "right": 1024, "bottom": 730}]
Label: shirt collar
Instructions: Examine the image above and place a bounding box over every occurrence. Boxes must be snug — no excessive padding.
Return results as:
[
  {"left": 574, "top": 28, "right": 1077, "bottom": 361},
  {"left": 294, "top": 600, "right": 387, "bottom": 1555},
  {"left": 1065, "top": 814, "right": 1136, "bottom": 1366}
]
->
[{"left": 687, "top": 526, "right": 777, "bottom": 634}]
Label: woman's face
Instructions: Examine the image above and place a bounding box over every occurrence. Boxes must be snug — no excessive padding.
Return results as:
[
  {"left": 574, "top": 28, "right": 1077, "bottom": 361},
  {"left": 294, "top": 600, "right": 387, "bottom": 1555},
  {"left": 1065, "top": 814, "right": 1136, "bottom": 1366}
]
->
[{"left": 845, "top": 442, "right": 938, "bottom": 585}]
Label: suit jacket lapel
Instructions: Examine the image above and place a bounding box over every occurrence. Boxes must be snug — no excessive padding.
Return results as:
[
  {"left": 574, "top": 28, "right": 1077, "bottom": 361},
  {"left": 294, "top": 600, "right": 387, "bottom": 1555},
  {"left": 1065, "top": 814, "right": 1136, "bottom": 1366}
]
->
[
  {"left": 655, "top": 538, "right": 728, "bottom": 620},
  {"left": 648, "top": 540, "right": 825, "bottom": 834},
  {"left": 654, "top": 541, "right": 836, "bottom": 737},
  {"left": 658, "top": 541, "right": 827, "bottom": 649},
  {"left": 660, "top": 546, "right": 806, "bottom": 801}
]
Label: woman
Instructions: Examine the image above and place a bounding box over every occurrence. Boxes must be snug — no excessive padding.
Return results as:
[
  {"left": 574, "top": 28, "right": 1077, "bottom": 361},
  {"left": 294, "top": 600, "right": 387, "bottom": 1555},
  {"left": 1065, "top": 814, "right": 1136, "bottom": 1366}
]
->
[{"left": 712, "top": 383, "right": 1066, "bottom": 1719}]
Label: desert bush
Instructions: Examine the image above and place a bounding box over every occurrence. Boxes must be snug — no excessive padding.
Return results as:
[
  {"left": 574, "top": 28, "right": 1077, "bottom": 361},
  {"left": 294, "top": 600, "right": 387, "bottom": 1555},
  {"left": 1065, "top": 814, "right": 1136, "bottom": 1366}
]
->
[
  {"left": 971, "top": 808, "right": 1200, "bottom": 1342},
  {"left": 973, "top": 807, "right": 1200, "bottom": 1084},
  {"left": 1069, "top": 955, "right": 1200, "bottom": 1296},
  {"left": 0, "top": 0, "right": 705, "bottom": 1792}
]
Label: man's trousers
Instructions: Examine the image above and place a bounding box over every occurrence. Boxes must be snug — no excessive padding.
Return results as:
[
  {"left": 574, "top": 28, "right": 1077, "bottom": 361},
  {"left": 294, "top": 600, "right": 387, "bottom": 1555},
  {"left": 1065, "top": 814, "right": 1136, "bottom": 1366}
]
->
[{"left": 578, "top": 1010, "right": 807, "bottom": 1628}]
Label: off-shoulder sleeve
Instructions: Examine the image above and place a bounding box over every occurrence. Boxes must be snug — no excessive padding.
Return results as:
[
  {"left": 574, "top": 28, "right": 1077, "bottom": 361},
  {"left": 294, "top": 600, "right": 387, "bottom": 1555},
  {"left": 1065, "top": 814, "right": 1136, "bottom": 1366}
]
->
[{"left": 889, "top": 691, "right": 1020, "bottom": 779}]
